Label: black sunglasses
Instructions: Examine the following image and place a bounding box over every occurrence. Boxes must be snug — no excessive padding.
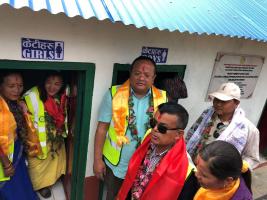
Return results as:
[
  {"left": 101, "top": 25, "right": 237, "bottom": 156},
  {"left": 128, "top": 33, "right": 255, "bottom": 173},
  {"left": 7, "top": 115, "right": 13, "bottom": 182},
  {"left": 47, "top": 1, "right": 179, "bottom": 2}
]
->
[
  {"left": 150, "top": 118, "right": 181, "bottom": 134},
  {"left": 213, "top": 122, "right": 226, "bottom": 138}
]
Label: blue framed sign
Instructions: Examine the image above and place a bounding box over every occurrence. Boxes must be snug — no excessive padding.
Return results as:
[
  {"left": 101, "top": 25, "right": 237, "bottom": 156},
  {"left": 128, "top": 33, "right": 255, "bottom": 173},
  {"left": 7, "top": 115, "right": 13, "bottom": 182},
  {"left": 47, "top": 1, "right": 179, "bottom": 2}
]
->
[
  {"left": 21, "top": 38, "right": 64, "bottom": 60},
  {"left": 141, "top": 46, "right": 168, "bottom": 63}
]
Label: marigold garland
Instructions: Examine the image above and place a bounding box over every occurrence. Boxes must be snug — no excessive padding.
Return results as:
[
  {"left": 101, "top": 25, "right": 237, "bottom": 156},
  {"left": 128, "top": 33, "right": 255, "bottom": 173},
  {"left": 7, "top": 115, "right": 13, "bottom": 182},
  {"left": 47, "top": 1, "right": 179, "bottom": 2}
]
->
[
  {"left": 45, "top": 97, "right": 66, "bottom": 159},
  {"left": 128, "top": 92, "right": 154, "bottom": 148}
]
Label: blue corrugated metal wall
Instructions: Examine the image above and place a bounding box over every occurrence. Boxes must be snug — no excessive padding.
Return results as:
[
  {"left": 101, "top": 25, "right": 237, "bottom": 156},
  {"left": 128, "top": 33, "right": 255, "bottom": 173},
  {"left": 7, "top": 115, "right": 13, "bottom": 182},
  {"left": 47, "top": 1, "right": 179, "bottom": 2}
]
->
[{"left": 1, "top": 0, "right": 267, "bottom": 42}]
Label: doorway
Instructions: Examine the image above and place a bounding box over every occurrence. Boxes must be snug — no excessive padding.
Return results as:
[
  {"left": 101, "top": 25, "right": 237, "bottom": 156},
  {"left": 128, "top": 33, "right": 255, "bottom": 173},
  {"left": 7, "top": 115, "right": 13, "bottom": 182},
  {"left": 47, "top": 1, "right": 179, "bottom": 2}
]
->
[
  {"left": 98, "top": 62, "right": 187, "bottom": 199},
  {"left": 258, "top": 100, "right": 267, "bottom": 157},
  {"left": 0, "top": 60, "right": 95, "bottom": 200}
]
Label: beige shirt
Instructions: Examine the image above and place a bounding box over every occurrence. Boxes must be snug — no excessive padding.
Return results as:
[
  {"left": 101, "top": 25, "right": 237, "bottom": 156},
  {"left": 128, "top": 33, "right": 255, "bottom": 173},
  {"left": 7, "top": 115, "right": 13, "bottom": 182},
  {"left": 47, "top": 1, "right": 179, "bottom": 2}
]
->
[
  {"left": 206, "top": 116, "right": 230, "bottom": 144},
  {"left": 241, "top": 117, "right": 260, "bottom": 169}
]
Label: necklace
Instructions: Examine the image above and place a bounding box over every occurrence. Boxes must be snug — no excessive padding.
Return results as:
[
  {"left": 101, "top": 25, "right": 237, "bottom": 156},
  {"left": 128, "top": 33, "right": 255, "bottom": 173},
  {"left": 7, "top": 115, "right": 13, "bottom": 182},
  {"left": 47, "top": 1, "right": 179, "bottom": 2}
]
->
[{"left": 128, "top": 91, "right": 154, "bottom": 148}]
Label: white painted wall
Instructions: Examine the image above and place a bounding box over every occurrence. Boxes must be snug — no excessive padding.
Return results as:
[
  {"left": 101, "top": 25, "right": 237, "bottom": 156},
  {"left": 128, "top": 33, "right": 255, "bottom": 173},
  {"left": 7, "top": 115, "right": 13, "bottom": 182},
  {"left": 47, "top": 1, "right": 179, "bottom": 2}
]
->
[{"left": 1, "top": 5, "right": 266, "bottom": 177}]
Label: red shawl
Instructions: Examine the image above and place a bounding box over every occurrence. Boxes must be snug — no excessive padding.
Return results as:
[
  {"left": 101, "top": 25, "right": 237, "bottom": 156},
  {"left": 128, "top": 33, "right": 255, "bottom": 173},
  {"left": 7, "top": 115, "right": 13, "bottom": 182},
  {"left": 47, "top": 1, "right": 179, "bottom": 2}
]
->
[
  {"left": 117, "top": 135, "right": 189, "bottom": 200},
  {"left": 44, "top": 93, "right": 66, "bottom": 129}
]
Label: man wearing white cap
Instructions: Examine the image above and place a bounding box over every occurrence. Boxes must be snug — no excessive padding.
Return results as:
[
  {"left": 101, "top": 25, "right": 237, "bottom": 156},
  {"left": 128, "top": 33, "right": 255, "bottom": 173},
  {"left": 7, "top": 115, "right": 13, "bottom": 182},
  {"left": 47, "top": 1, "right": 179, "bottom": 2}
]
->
[{"left": 185, "top": 82, "right": 260, "bottom": 169}]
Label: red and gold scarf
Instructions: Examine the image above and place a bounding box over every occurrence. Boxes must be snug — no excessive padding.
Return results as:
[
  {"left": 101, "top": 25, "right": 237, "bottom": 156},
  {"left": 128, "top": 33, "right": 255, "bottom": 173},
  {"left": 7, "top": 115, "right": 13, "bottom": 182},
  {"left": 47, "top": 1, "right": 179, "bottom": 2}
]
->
[
  {"left": 112, "top": 80, "right": 165, "bottom": 147},
  {"left": 0, "top": 97, "right": 16, "bottom": 155},
  {"left": 44, "top": 93, "right": 66, "bottom": 129}
]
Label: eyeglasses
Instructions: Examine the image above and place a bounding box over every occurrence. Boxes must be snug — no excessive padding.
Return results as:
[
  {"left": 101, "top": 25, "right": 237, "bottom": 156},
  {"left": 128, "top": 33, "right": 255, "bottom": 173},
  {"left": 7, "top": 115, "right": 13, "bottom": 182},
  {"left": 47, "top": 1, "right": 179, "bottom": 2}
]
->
[
  {"left": 149, "top": 118, "right": 181, "bottom": 134},
  {"left": 213, "top": 122, "right": 226, "bottom": 138}
]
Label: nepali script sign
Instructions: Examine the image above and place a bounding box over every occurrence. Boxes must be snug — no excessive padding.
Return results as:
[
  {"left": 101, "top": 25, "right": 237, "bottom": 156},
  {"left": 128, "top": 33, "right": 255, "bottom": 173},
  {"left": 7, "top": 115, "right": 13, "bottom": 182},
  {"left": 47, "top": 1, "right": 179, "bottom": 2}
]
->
[
  {"left": 141, "top": 46, "right": 168, "bottom": 63},
  {"left": 21, "top": 38, "right": 64, "bottom": 60},
  {"left": 207, "top": 52, "right": 264, "bottom": 99}
]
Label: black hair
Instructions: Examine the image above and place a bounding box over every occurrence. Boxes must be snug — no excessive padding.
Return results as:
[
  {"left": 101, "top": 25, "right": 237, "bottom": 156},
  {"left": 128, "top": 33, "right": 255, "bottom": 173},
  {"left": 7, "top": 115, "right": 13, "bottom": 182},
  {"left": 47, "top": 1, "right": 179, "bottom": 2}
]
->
[
  {"left": 162, "top": 76, "right": 188, "bottom": 102},
  {"left": 199, "top": 141, "right": 252, "bottom": 191},
  {"left": 38, "top": 70, "right": 66, "bottom": 102},
  {"left": 157, "top": 102, "right": 189, "bottom": 129},
  {"left": 0, "top": 71, "right": 23, "bottom": 86},
  {"left": 129, "top": 56, "right": 157, "bottom": 74},
  {"left": 200, "top": 141, "right": 242, "bottom": 180}
]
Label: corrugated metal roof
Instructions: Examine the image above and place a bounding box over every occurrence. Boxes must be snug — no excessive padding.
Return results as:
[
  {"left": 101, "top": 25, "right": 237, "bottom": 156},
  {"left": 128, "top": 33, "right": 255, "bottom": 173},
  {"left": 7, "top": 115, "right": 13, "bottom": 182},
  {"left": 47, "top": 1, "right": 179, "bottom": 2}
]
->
[{"left": 1, "top": 0, "right": 267, "bottom": 42}]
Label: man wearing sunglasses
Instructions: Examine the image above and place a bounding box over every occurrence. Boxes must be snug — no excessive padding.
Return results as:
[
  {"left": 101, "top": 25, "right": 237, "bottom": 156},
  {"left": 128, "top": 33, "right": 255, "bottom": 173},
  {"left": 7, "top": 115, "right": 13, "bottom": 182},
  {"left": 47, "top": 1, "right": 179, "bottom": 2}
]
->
[
  {"left": 117, "top": 102, "right": 199, "bottom": 200},
  {"left": 186, "top": 82, "right": 260, "bottom": 170},
  {"left": 93, "top": 56, "right": 167, "bottom": 199}
]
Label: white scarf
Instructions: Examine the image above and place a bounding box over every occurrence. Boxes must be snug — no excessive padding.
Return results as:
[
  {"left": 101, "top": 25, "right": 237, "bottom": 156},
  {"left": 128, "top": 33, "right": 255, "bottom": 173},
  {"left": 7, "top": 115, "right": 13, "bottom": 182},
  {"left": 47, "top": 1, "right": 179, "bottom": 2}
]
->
[
  {"left": 186, "top": 106, "right": 248, "bottom": 156},
  {"left": 217, "top": 106, "right": 248, "bottom": 153}
]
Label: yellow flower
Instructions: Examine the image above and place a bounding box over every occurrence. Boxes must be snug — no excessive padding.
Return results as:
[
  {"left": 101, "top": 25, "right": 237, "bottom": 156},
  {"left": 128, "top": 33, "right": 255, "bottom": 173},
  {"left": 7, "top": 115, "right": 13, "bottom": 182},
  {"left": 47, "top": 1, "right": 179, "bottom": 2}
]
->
[{"left": 116, "top": 136, "right": 130, "bottom": 147}]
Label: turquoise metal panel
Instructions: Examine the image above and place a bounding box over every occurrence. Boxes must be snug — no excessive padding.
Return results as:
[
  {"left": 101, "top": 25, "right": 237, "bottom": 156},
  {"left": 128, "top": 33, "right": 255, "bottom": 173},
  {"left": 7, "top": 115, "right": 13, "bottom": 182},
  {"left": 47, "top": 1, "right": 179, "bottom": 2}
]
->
[{"left": 1, "top": 0, "right": 267, "bottom": 42}]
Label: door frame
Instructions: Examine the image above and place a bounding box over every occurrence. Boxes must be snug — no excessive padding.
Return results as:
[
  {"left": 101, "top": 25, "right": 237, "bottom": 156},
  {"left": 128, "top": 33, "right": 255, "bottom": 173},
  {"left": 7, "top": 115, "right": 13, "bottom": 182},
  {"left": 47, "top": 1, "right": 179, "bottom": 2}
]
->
[
  {"left": 0, "top": 60, "right": 95, "bottom": 200},
  {"left": 258, "top": 99, "right": 267, "bottom": 155}
]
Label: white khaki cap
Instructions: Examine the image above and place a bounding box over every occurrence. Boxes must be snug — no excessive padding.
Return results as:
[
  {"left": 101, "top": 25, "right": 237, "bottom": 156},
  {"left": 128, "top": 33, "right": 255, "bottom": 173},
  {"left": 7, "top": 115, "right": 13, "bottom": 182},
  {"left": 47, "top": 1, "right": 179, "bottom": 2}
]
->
[{"left": 209, "top": 82, "right": 241, "bottom": 101}]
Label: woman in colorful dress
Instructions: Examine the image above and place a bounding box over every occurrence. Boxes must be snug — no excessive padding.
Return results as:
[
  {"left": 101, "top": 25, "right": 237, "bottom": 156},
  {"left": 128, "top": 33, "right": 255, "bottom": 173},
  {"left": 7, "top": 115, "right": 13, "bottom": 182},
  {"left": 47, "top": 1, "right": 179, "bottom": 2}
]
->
[
  {"left": 22, "top": 71, "right": 68, "bottom": 198},
  {"left": 194, "top": 140, "right": 253, "bottom": 200},
  {"left": 0, "top": 72, "right": 40, "bottom": 200}
]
